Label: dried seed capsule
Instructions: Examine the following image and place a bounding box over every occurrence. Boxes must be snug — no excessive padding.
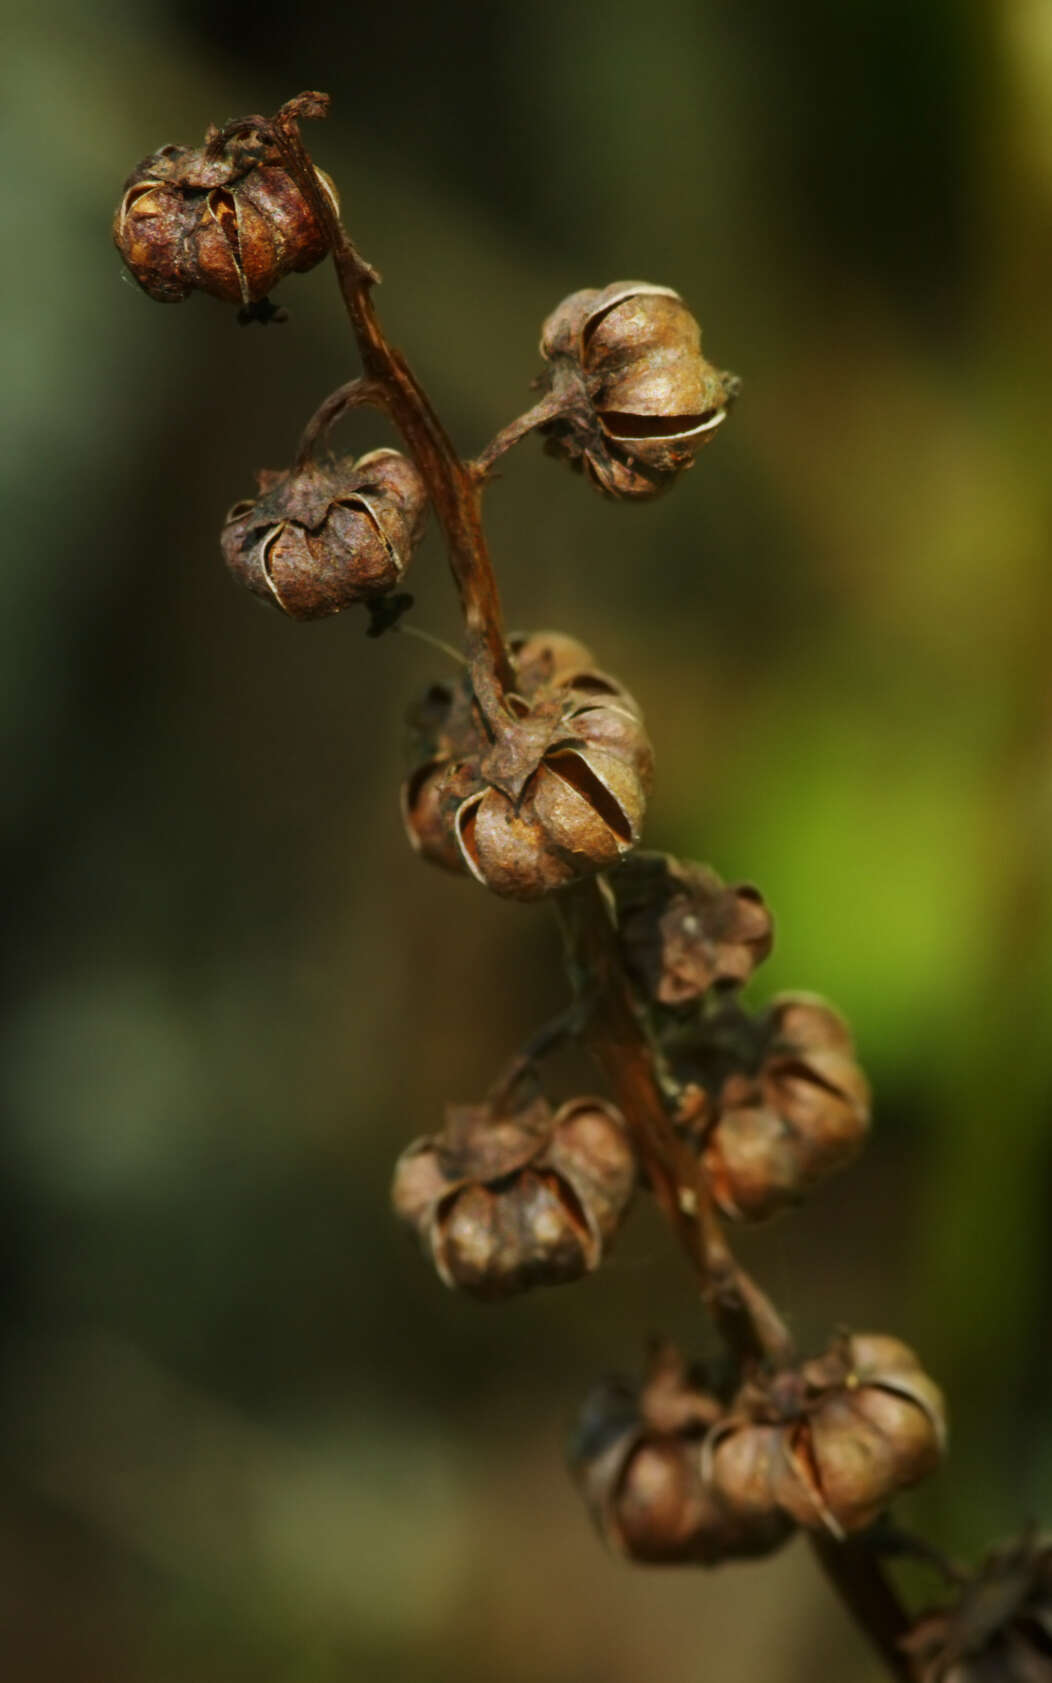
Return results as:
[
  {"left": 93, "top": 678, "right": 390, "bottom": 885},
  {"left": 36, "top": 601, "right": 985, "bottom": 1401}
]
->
[
  {"left": 113, "top": 123, "right": 338, "bottom": 306},
  {"left": 611, "top": 853, "right": 773, "bottom": 1006},
  {"left": 678, "top": 993, "right": 870, "bottom": 1222},
  {"left": 571, "top": 1344, "right": 793, "bottom": 1566},
  {"left": 222, "top": 449, "right": 427, "bottom": 619},
  {"left": 401, "top": 630, "right": 653, "bottom": 901},
  {"left": 538, "top": 282, "right": 737, "bottom": 498},
  {"left": 707, "top": 1333, "right": 947, "bottom": 1538},
  {"left": 902, "top": 1532, "right": 1052, "bottom": 1683},
  {"left": 391, "top": 1090, "right": 636, "bottom": 1300}
]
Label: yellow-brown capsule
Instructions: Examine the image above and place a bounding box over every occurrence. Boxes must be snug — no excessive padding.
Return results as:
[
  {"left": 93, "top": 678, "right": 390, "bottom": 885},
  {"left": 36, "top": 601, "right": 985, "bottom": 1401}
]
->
[
  {"left": 611, "top": 853, "right": 773, "bottom": 1006},
  {"left": 571, "top": 1344, "right": 793, "bottom": 1566},
  {"left": 538, "top": 282, "right": 737, "bottom": 498},
  {"left": 679, "top": 993, "right": 871, "bottom": 1223},
  {"left": 113, "top": 126, "right": 338, "bottom": 306},
  {"left": 222, "top": 450, "right": 427, "bottom": 619},
  {"left": 402, "top": 631, "right": 653, "bottom": 902},
  {"left": 706, "top": 1333, "right": 947, "bottom": 1538},
  {"left": 391, "top": 1090, "right": 636, "bottom": 1300}
]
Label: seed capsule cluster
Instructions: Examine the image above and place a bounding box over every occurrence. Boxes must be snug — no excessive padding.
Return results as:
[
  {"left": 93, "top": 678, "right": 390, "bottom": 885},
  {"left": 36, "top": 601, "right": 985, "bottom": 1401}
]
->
[
  {"left": 574, "top": 1334, "right": 946, "bottom": 1565},
  {"left": 114, "top": 95, "right": 957, "bottom": 1641},
  {"left": 538, "top": 281, "right": 738, "bottom": 498},
  {"left": 113, "top": 125, "right": 337, "bottom": 306},
  {"left": 391, "top": 1088, "right": 636, "bottom": 1299},
  {"left": 612, "top": 853, "right": 774, "bottom": 1005},
  {"left": 706, "top": 1334, "right": 947, "bottom": 1537},
  {"left": 902, "top": 1533, "right": 1052, "bottom": 1683},
  {"left": 402, "top": 631, "right": 653, "bottom": 901},
  {"left": 676, "top": 993, "right": 872, "bottom": 1223},
  {"left": 222, "top": 450, "right": 427, "bottom": 619},
  {"left": 573, "top": 1345, "right": 793, "bottom": 1565}
]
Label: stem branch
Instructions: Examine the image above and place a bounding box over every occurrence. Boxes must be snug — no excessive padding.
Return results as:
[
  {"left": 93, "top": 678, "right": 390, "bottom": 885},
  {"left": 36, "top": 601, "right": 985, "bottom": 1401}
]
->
[
  {"left": 471, "top": 387, "right": 574, "bottom": 480},
  {"left": 270, "top": 98, "right": 515, "bottom": 698},
  {"left": 559, "top": 877, "right": 794, "bottom": 1367}
]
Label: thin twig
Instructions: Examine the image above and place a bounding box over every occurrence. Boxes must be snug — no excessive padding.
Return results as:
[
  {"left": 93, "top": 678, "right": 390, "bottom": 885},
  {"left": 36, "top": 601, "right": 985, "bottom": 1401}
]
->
[
  {"left": 471, "top": 387, "right": 574, "bottom": 480},
  {"left": 293, "top": 377, "right": 387, "bottom": 469},
  {"left": 558, "top": 877, "right": 794, "bottom": 1367},
  {"left": 268, "top": 96, "right": 515, "bottom": 710},
  {"left": 485, "top": 1003, "right": 589, "bottom": 1109}
]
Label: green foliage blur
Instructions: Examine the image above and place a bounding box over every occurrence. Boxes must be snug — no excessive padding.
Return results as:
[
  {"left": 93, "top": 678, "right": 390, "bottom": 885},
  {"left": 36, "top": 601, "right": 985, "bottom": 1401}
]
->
[{"left": 3, "top": 2, "right": 1051, "bottom": 1679}]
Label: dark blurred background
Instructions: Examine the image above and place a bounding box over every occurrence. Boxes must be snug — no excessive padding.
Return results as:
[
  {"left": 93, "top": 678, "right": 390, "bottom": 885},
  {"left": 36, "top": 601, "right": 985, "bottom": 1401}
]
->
[{"left": 4, "top": 1, "right": 1052, "bottom": 1678}]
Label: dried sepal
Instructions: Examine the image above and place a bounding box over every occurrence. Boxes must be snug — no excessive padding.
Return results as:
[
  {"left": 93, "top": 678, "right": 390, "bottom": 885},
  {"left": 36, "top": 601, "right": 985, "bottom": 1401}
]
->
[
  {"left": 706, "top": 1332, "right": 947, "bottom": 1539},
  {"left": 114, "top": 123, "right": 338, "bottom": 306},
  {"left": 611, "top": 853, "right": 773, "bottom": 1006},
  {"left": 401, "top": 631, "right": 653, "bottom": 901},
  {"left": 222, "top": 449, "right": 428, "bottom": 620},
  {"left": 571, "top": 1344, "right": 793, "bottom": 1566},
  {"left": 538, "top": 281, "right": 737, "bottom": 499},
  {"left": 391, "top": 1089, "right": 636, "bottom": 1300},
  {"left": 902, "top": 1532, "right": 1052, "bottom": 1683}
]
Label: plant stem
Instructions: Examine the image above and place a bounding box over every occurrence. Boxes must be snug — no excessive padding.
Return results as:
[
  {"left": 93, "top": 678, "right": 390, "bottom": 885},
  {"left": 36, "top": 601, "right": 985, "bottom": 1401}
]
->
[
  {"left": 266, "top": 93, "right": 916, "bottom": 1683},
  {"left": 558, "top": 881, "right": 915, "bottom": 1675},
  {"left": 270, "top": 97, "right": 515, "bottom": 707},
  {"left": 810, "top": 1534, "right": 914, "bottom": 1681},
  {"left": 558, "top": 877, "right": 795, "bottom": 1367},
  {"left": 471, "top": 386, "right": 574, "bottom": 480},
  {"left": 293, "top": 376, "right": 386, "bottom": 469}
]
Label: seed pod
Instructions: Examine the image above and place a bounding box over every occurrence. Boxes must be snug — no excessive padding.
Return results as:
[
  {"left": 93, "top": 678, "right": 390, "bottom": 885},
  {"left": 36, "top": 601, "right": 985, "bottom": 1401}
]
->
[
  {"left": 401, "top": 630, "right": 653, "bottom": 901},
  {"left": 611, "top": 853, "right": 773, "bottom": 1006},
  {"left": 902, "top": 1532, "right": 1052, "bottom": 1683},
  {"left": 113, "top": 124, "right": 338, "bottom": 306},
  {"left": 697, "top": 993, "right": 871, "bottom": 1222},
  {"left": 571, "top": 1344, "right": 792, "bottom": 1566},
  {"left": 222, "top": 450, "right": 427, "bottom": 619},
  {"left": 391, "top": 1090, "right": 636, "bottom": 1300},
  {"left": 538, "top": 282, "right": 737, "bottom": 498},
  {"left": 707, "top": 1333, "right": 947, "bottom": 1538}
]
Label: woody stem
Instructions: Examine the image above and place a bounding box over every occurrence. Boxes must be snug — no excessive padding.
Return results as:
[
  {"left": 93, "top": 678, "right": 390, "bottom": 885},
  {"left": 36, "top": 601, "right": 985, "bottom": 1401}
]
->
[
  {"left": 558, "top": 877, "right": 794, "bottom": 1367},
  {"left": 269, "top": 96, "right": 516, "bottom": 708}
]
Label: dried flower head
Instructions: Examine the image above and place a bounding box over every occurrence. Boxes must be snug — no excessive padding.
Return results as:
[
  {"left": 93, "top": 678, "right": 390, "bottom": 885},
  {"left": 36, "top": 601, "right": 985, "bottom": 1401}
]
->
[
  {"left": 222, "top": 449, "right": 427, "bottom": 619},
  {"left": 113, "top": 122, "right": 337, "bottom": 305},
  {"left": 611, "top": 853, "right": 773, "bottom": 1006},
  {"left": 673, "top": 993, "right": 871, "bottom": 1222},
  {"left": 538, "top": 281, "right": 737, "bottom": 498},
  {"left": 402, "top": 630, "right": 653, "bottom": 901},
  {"left": 706, "top": 1333, "right": 947, "bottom": 1537},
  {"left": 902, "top": 1532, "right": 1052, "bottom": 1683},
  {"left": 391, "top": 1086, "right": 636, "bottom": 1300},
  {"left": 572, "top": 1343, "right": 793, "bottom": 1566}
]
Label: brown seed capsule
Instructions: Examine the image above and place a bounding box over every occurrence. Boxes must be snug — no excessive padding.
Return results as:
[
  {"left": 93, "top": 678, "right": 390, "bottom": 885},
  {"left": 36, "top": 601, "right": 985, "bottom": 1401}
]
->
[
  {"left": 221, "top": 449, "right": 427, "bottom": 619},
  {"left": 571, "top": 1344, "right": 793, "bottom": 1566},
  {"left": 676, "top": 993, "right": 870, "bottom": 1222},
  {"left": 401, "top": 630, "right": 653, "bottom": 901},
  {"left": 902, "top": 1532, "right": 1052, "bottom": 1683},
  {"left": 113, "top": 124, "right": 338, "bottom": 306},
  {"left": 391, "top": 1089, "right": 636, "bottom": 1300},
  {"left": 538, "top": 282, "right": 737, "bottom": 499},
  {"left": 706, "top": 1333, "right": 947, "bottom": 1538},
  {"left": 611, "top": 853, "right": 773, "bottom": 1006}
]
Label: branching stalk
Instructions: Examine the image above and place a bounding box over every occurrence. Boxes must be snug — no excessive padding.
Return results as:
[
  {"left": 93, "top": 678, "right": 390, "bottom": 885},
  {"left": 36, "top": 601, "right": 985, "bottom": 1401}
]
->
[{"left": 176, "top": 92, "right": 926, "bottom": 1682}]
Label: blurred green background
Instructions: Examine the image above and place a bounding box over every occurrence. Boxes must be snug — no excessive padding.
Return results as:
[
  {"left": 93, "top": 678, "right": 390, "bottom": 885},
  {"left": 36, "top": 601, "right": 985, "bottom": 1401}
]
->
[{"left": 4, "top": 1, "right": 1052, "bottom": 1678}]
